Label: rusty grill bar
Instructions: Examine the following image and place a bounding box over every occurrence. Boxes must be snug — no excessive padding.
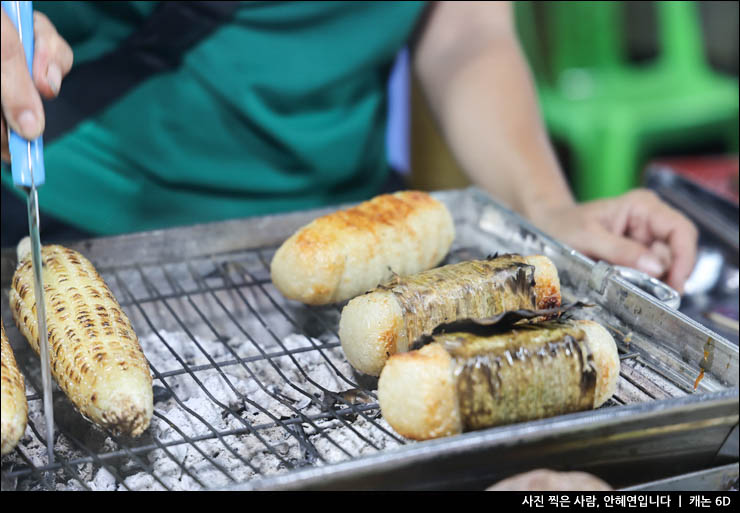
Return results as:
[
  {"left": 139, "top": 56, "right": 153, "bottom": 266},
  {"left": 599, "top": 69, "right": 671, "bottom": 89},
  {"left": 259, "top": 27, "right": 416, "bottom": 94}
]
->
[{"left": 1, "top": 188, "right": 736, "bottom": 491}]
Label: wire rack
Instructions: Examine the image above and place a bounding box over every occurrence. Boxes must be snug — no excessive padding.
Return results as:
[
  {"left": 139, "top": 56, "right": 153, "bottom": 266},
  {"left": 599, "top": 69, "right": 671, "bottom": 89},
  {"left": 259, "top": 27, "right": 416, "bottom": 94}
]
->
[{"left": 1, "top": 235, "right": 709, "bottom": 491}]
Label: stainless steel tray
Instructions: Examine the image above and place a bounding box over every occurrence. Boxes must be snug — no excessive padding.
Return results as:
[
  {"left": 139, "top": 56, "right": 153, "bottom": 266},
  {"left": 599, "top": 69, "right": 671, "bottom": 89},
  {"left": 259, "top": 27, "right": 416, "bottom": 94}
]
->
[
  {"left": 621, "top": 462, "right": 739, "bottom": 491},
  {"left": 1, "top": 187, "right": 737, "bottom": 491}
]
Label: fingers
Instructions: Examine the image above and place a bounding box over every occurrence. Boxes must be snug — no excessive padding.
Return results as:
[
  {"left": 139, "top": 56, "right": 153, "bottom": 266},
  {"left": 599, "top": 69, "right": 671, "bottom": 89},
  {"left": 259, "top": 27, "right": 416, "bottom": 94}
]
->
[
  {"left": 628, "top": 190, "right": 698, "bottom": 294},
  {"left": 32, "top": 11, "right": 73, "bottom": 99},
  {"left": 1, "top": 10, "right": 71, "bottom": 159},
  {"left": 572, "top": 220, "right": 667, "bottom": 278},
  {"left": 1, "top": 9, "right": 45, "bottom": 140},
  {"left": 648, "top": 240, "right": 672, "bottom": 273}
]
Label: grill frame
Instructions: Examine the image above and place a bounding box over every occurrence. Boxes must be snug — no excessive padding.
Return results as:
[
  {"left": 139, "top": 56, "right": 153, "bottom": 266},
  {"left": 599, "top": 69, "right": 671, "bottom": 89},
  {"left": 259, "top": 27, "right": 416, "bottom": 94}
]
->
[{"left": 1, "top": 187, "right": 737, "bottom": 491}]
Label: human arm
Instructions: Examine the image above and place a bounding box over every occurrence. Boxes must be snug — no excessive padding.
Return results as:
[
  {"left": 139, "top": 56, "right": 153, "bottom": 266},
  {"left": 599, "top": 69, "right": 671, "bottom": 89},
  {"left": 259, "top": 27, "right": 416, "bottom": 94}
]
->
[{"left": 411, "top": 1, "right": 697, "bottom": 292}]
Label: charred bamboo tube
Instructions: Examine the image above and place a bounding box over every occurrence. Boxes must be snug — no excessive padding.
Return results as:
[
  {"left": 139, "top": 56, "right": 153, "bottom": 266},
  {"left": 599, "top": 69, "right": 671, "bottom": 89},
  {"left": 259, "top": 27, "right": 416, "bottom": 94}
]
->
[
  {"left": 1, "top": 320, "right": 27, "bottom": 455},
  {"left": 270, "top": 191, "right": 455, "bottom": 305},
  {"left": 378, "top": 320, "right": 619, "bottom": 440},
  {"left": 10, "top": 243, "right": 153, "bottom": 436},
  {"left": 339, "top": 254, "right": 561, "bottom": 376}
]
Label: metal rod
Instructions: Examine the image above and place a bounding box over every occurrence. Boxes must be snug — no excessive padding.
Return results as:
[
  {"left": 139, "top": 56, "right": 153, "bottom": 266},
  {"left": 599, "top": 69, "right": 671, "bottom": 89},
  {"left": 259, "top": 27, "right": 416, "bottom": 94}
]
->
[
  {"left": 137, "top": 263, "right": 298, "bottom": 470},
  {"left": 17, "top": 419, "right": 90, "bottom": 491},
  {"left": 12, "top": 344, "right": 131, "bottom": 490},
  {"left": 209, "top": 261, "right": 385, "bottom": 451},
  {"left": 249, "top": 250, "right": 405, "bottom": 442},
  {"left": 111, "top": 269, "right": 254, "bottom": 481},
  {"left": 157, "top": 265, "right": 328, "bottom": 464},
  {"left": 184, "top": 261, "right": 351, "bottom": 460},
  {"left": 13, "top": 336, "right": 180, "bottom": 491},
  {"left": 25, "top": 186, "right": 54, "bottom": 479},
  {"left": 5, "top": 394, "right": 383, "bottom": 481}
]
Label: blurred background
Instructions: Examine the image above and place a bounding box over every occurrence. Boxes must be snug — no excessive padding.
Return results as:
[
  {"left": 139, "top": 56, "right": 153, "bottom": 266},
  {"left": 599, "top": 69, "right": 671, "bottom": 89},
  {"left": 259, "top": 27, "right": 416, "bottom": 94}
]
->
[
  {"left": 387, "top": 0, "right": 739, "bottom": 342},
  {"left": 388, "top": 0, "right": 738, "bottom": 195}
]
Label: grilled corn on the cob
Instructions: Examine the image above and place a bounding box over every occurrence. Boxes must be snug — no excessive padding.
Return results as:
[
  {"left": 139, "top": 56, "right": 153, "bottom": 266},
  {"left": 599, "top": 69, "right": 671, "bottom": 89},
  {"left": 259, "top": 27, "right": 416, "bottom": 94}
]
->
[
  {"left": 10, "top": 243, "right": 153, "bottom": 436},
  {"left": 2, "top": 320, "right": 28, "bottom": 455}
]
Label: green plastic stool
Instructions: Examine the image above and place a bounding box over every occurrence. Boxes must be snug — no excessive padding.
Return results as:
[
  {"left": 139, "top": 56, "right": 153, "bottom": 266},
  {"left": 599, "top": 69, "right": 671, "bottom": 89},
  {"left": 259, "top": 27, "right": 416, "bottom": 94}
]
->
[{"left": 515, "top": 1, "right": 739, "bottom": 201}]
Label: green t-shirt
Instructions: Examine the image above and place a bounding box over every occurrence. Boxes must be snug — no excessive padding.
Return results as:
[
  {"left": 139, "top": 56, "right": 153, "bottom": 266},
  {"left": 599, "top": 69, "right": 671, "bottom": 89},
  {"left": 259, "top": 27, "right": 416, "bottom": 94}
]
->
[{"left": 1, "top": 1, "right": 425, "bottom": 235}]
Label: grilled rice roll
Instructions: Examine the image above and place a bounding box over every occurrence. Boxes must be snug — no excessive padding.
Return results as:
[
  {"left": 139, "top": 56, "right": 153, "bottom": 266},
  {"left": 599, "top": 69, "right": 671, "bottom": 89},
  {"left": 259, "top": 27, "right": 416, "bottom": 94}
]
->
[
  {"left": 339, "top": 254, "right": 560, "bottom": 376},
  {"left": 2, "top": 320, "right": 28, "bottom": 455},
  {"left": 10, "top": 242, "right": 153, "bottom": 436},
  {"left": 271, "top": 191, "right": 455, "bottom": 305},
  {"left": 378, "top": 319, "right": 619, "bottom": 440}
]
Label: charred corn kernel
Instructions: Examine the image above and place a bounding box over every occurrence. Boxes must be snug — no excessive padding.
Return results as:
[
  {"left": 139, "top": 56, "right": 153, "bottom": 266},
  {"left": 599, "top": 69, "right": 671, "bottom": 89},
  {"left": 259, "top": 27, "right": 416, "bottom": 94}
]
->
[
  {"left": 10, "top": 245, "right": 153, "bottom": 436},
  {"left": 2, "top": 320, "right": 28, "bottom": 455}
]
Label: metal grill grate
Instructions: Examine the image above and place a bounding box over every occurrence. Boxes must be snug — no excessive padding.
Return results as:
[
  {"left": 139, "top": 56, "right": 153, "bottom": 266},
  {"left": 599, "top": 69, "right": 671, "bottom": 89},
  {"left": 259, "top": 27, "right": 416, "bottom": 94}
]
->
[{"left": 0, "top": 239, "right": 721, "bottom": 491}]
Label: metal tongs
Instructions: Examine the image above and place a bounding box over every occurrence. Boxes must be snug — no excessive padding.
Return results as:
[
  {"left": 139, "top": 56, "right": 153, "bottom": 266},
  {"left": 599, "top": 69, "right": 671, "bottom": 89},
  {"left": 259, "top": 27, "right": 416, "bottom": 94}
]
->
[{"left": 2, "top": 0, "right": 55, "bottom": 472}]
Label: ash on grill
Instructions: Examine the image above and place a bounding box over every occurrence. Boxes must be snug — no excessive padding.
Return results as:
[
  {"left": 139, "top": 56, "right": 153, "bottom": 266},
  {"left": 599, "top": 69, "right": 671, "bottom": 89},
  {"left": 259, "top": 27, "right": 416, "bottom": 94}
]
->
[
  {"left": 3, "top": 330, "right": 400, "bottom": 491},
  {"left": 2, "top": 221, "right": 724, "bottom": 491}
]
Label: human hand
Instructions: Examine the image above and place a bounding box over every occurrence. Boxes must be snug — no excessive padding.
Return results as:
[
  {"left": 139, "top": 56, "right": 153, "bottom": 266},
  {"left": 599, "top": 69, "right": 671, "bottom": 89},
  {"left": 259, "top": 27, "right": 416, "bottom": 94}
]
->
[
  {"left": 1, "top": 10, "right": 73, "bottom": 162},
  {"left": 529, "top": 189, "right": 698, "bottom": 294},
  {"left": 487, "top": 469, "right": 612, "bottom": 491}
]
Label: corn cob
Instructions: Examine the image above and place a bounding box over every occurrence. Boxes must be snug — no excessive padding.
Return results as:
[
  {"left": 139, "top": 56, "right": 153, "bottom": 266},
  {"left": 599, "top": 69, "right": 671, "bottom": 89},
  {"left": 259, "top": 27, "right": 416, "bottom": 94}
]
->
[
  {"left": 2, "top": 320, "right": 28, "bottom": 455},
  {"left": 10, "top": 243, "right": 153, "bottom": 436}
]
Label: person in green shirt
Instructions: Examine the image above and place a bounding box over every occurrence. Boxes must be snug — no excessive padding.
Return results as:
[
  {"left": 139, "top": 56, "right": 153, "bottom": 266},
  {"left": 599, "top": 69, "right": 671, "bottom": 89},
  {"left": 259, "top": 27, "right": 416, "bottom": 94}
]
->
[{"left": 1, "top": 1, "right": 697, "bottom": 294}]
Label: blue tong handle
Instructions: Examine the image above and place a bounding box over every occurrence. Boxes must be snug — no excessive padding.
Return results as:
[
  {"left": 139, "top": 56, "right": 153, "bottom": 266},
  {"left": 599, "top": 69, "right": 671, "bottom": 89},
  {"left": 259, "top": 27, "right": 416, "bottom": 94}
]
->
[{"left": 2, "top": 0, "right": 45, "bottom": 188}]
